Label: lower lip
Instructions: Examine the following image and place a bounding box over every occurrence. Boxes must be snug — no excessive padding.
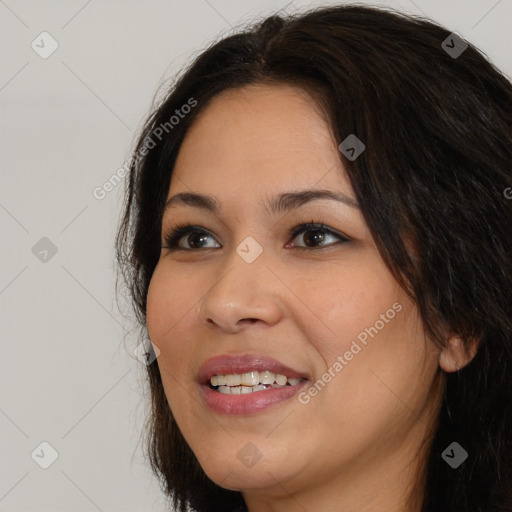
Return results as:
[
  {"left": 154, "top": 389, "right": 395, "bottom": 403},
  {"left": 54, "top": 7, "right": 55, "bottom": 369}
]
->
[{"left": 200, "top": 381, "right": 309, "bottom": 415}]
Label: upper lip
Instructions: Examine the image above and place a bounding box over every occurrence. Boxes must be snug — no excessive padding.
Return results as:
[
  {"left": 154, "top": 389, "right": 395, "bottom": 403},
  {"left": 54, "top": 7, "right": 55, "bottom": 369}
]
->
[{"left": 197, "top": 353, "right": 310, "bottom": 385}]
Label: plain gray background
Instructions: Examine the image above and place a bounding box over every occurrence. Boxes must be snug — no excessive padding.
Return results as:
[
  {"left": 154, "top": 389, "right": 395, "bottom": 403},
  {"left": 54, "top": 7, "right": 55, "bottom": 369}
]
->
[{"left": 1, "top": 0, "right": 511, "bottom": 510}]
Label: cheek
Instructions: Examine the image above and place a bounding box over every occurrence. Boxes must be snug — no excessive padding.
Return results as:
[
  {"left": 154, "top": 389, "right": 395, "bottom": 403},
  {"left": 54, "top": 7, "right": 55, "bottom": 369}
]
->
[
  {"left": 294, "top": 258, "right": 434, "bottom": 418},
  {"left": 146, "top": 265, "right": 200, "bottom": 414},
  {"left": 291, "top": 257, "right": 402, "bottom": 360},
  {"left": 146, "top": 263, "right": 198, "bottom": 343},
  {"left": 321, "top": 295, "right": 436, "bottom": 423},
  {"left": 146, "top": 264, "right": 205, "bottom": 397}
]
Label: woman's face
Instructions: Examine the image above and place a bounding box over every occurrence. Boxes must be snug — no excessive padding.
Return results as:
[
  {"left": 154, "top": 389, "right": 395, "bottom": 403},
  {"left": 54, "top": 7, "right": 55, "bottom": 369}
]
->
[{"left": 146, "top": 84, "right": 443, "bottom": 505}]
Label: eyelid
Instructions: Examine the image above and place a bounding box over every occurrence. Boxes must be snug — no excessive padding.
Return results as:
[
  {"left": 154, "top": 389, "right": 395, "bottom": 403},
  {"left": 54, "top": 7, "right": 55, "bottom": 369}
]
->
[
  {"left": 163, "top": 224, "right": 220, "bottom": 250},
  {"left": 161, "top": 221, "right": 350, "bottom": 251},
  {"left": 287, "top": 222, "right": 350, "bottom": 248}
]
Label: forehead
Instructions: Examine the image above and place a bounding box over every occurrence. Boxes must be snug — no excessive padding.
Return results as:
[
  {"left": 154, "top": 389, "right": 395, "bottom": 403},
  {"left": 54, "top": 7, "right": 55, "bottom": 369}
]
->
[{"left": 170, "top": 84, "right": 351, "bottom": 195}]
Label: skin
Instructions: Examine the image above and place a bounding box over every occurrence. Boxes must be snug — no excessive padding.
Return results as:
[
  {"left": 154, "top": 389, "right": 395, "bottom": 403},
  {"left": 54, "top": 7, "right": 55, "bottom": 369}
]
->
[{"left": 146, "top": 84, "right": 475, "bottom": 512}]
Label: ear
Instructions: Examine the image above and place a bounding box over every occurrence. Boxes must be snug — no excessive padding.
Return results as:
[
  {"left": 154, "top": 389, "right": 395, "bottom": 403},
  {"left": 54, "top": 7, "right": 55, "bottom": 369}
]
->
[{"left": 439, "top": 334, "right": 479, "bottom": 373}]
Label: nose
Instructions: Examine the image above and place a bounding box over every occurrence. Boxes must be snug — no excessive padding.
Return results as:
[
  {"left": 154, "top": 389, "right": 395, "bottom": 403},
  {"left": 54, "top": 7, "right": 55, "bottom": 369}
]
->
[{"left": 197, "top": 245, "right": 283, "bottom": 334}]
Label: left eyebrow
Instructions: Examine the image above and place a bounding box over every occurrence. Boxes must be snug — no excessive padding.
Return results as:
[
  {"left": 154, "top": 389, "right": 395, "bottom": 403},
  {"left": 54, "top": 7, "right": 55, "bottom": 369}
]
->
[{"left": 164, "top": 189, "right": 360, "bottom": 216}]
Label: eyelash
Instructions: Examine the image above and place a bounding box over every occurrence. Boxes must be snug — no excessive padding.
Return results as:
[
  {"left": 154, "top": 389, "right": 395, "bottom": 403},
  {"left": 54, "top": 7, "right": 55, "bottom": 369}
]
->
[{"left": 161, "top": 220, "right": 350, "bottom": 251}]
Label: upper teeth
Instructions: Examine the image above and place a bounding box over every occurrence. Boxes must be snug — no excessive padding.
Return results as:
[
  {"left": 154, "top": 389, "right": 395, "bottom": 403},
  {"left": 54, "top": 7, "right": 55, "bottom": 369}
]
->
[{"left": 210, "top": 371, "right": 301, "bottom": 387}]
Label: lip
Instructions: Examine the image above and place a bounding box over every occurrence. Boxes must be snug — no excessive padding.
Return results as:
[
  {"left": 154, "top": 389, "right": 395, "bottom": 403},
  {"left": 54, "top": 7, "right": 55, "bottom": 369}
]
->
[
  {"left": 201, "top": 381, "right": 309, "bottom": 415},
  {"left": 197, "top": 353, "right": 311, "bottom": 415},
  {"left": 197, "top": 353, "right": 310, "bottom": 384}
]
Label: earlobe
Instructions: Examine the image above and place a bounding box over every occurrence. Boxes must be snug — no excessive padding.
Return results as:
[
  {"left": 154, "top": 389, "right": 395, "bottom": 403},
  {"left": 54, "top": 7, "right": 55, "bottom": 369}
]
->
[{"left": 439, "top": 335, "right": 479, "bottom": 373}]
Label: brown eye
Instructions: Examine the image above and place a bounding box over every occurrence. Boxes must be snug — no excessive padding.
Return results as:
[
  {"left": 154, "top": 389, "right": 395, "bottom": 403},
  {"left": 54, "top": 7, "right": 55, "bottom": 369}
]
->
[
  {"left": 288, "top": 222, "right": 350, "bottom": 249},
  {"left": 162, "top": 224, "right": 220, "bottom": 250},
  {"left": 162, "top": 221, "right": 349, "bottom": 251}
]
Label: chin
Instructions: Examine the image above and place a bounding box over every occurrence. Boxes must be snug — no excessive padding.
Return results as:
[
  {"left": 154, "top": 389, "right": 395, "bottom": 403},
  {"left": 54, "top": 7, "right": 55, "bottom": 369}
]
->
[{"left": 196, "top": 445, "right": 299, "bottom": 492}]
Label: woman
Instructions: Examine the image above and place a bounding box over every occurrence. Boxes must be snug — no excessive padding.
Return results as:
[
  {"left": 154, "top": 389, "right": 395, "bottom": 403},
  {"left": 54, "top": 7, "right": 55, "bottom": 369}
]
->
[{"left": 115, "top": 4, "right": 512, "bottom": 511}]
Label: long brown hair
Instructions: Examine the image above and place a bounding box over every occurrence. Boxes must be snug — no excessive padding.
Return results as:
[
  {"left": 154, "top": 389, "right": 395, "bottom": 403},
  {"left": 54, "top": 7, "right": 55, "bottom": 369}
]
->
[{"left": 115, "top": 5, "right": 512, "bottom": 511}]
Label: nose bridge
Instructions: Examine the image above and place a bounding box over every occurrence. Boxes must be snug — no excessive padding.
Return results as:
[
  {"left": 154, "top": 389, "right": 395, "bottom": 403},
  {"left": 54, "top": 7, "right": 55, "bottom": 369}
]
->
[
  {"left": 198, "top": 234, "right": 281, "bottom": 330},
  {"left": 212, "top": 234, "right": 267, "bottom": 305},
  {"left": 235, "top": 234, "right": 265, "bottom": 265}
]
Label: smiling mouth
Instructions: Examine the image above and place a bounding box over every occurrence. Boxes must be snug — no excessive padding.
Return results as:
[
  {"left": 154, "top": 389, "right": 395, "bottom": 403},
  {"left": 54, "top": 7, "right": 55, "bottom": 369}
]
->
[{"left": 209, "top": 370, "right": 307, "bottom": 394}]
